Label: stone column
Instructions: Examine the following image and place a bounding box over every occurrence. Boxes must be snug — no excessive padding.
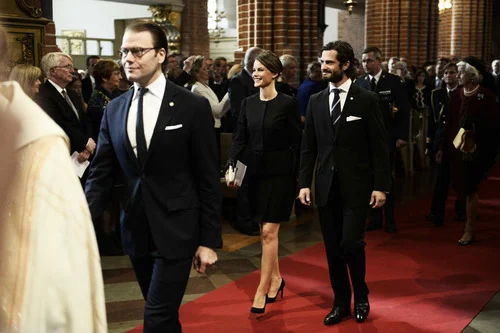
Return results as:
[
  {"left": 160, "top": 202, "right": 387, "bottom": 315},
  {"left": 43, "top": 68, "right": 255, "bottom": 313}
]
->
[
  {"left": 365, "top": 0, "right": 439, "bottom": 66},
  {"left": 235, "top": 0, "right": 323, "bottom": 82}
]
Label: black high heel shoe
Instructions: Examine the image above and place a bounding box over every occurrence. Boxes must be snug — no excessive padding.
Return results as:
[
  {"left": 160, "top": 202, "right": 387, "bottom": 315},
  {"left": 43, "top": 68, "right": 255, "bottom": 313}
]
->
[
  {"left": 266, "top": 278, "right": 285, "bottom": 303},
  {"left": 250, "top": 295, "right": 268, "bottom": 314},
  {"left": 457, "top": 236, "right": 475, "bottom": 246}
]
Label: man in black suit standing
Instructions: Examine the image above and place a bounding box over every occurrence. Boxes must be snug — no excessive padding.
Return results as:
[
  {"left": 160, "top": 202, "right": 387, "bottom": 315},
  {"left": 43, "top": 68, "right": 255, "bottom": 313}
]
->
[
  {"left": 355, "top": 46, "right": 410, "bottom": 233},
  {"left": 426, "top": 62, "right": 466, "bottom": 225},
  {"left": 36, "top": 52, "right": 95, "bottom": 164},
  {"left": 85, "top": 22, "right": 222, "bottom": 332},
  {"left": 82, "top": 55, "right": 100, "bottom": 103},
  {"left": 227, "top": 46, "right": 262, "bottom": 236},
  {"left": 299, "top": 41, "right": 390, "bottom": 325}
]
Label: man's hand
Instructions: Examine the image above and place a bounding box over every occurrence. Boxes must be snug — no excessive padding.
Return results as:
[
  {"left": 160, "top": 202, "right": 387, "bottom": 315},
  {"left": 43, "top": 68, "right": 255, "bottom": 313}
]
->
[
  {"left": 435, "top": 150, "right": 443, "bottom": 164},
  {"left": 86, "top": 138, "right": 96, "bottom": 155},
  {"left": 370, "top": 191, "right": 386, "bottom": 208},
  {"left": 396, "top": 139, "right": 407, "bottom": 148},
  {"left": 193, "top": 246, "right": 218, "bottom": 274},
  {"left": 77, "top": 149, "right": 91, "bottom": 163},
  {"left": 298, "top": 188, "right": 312, "bottom": 206},
  {"left": 182, "top": 55, "right": 197, "bottom": 74}
]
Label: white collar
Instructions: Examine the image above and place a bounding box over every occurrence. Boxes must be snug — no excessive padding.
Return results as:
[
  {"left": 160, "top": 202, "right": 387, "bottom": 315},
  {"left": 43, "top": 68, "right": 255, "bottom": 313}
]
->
[
  {"left": 369, "top": 69, "right": 383, "bottom": 82},
  {"left": 133, "top": 74, "right": 166, "bottom": 100},
  {"left": 329, "top": 78, "right": 352, "bottom": 93},
  {"left": 48, "top": 79, "right": 66, "bottom": 94}
]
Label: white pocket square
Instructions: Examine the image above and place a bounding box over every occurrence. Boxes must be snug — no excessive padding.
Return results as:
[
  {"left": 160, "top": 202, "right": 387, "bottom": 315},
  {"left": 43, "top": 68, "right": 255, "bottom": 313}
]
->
[
  {"left": 346, "top": 116, "right": 362, "bottom": 122},
  {"left": 165, "top": 124, "right": 183, "bottom": 130}
]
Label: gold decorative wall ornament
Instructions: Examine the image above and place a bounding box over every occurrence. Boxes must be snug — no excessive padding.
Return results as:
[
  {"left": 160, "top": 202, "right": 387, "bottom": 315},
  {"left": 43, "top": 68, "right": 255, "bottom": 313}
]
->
[
  {"left": 148, "top": 5, "right": 181, "bottom": 53},
  {"left": 15, "top": 0, "right": 42, "bottom": 18},
  {"left": 343, "top": 0, "right": 358, "bottom": 15}
]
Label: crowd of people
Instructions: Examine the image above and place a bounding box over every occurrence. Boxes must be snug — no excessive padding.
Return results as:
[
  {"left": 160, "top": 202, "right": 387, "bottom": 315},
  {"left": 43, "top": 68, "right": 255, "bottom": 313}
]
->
[{"left": 1, "top": 19, "right": 500, "bottom": 332}]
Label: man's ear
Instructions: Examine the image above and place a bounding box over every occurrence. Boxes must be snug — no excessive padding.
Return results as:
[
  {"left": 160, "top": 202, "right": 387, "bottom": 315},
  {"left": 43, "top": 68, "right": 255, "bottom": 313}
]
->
[
  {"left": 343, "top": 61, "right": 350, "bottom": 71},
  {"left": 157, "top": 48, "right": 167, "bottom": 65}
]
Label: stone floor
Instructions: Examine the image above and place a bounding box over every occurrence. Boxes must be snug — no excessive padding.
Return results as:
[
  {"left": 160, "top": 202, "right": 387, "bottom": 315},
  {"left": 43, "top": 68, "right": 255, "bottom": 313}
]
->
[{"left": 101, "top": 169, "right": 500, "bottom": 333}]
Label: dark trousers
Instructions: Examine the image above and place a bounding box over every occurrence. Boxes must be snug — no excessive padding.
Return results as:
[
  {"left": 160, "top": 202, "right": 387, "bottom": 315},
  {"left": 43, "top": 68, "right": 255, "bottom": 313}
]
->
[
  {"left": 130, "top": 254, "right": 192, "bottom": 333},
  {"left": 430, "top": 156, "right": 466, "bottom": 220},
  {"left": 318, "top": 179, "right": 370, "bottom": 306}
]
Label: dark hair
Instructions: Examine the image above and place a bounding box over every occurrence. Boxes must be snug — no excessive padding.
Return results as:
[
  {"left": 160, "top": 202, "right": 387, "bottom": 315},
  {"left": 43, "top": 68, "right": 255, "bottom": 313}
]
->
[
  {"left": 415, "top": 68, "right": 427, "bottom": 82},
  {"left": 93, "top": 59, "right": 120, "bottom": 85},
  {"left": 86, "top": 55, "right": 100, "bottom": 67},
  {"left": 443, "top": 62, "right": 457, "bottom": 72},
  {"left": 321, "top": 41, "right": 356, "bottom": 79},
  {"left": 214, "top": 56, "right": 227, "bottom": 68},
  {"left": 125, "top": 21, "right": 168, "bottom": 72},
  {"left": 362, "top": 46, "right": 382, "bottom": 60},
  {"left": 255, "top": 50, "right": 283, "bottom": 76}
]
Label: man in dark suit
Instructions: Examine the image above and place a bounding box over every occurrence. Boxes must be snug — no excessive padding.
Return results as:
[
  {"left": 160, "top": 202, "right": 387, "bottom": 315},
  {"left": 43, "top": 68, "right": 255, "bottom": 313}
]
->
[
  {"left": 298, "top": 41, "right": 390, "bottom": 326},
  {"left": 82, "top": 55, "right": 100, "bottom": 103},
  {"left": 36, "top": 52, "right": 95, "bottom": 164},
  {"left": 426, "top": 62, "right": 466, "bottom": 225},
  {"left": 85, "top": 22, "right": 222, "bottom": 332},
  {"left": 226, "top": 46, "right": 262, "bottom": 236},
  {"left": 355, "top": 46, "right": 410, "bottom": 233}
]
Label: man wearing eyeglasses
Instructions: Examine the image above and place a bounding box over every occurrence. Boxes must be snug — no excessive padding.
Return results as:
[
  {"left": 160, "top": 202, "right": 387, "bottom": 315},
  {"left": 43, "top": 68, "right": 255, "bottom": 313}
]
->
[
  {"left": 85, "top": 22, "right": 222, "bottom": 332},
  {"left": 36, "top": 52, "right": 95, "bottom": 165}
]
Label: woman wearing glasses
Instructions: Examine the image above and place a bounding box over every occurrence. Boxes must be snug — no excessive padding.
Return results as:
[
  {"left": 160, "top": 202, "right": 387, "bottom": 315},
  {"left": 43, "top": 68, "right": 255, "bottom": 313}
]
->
[{"left": 190, "top": 55, "right": 230, "bottom": 162}]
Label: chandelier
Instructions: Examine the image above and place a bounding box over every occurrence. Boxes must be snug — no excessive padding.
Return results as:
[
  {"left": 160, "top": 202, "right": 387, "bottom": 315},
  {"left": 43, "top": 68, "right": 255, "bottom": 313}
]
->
[
  {"left": 438, "top": 0, "right": 453, "bottom": 13},
  {"left": 208, "top": 0, "right": 227, "bottom": 40},
  {"left": 343, "top": 0, "right": 358, "bottom": 15}
]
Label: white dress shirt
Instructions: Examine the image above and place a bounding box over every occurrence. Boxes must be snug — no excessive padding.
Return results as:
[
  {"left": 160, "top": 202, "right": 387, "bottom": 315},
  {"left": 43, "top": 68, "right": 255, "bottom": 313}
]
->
[
  {"left": 328, "top": 78, "right": 352, "bottom": 115},
  {"left": 127, "top": 75, "right": 166, "bottom": 156},
  {"left": 368, "top": 69, "right": 383, "bottom": 86}
]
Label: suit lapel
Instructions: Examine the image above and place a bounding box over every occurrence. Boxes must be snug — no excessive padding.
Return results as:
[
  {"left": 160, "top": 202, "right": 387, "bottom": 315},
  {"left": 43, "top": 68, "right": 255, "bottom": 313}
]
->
[
  {"left": 119, "top": 90, "right": 140, "bottom": 170},
  {"left": 146, "top": 80, "right": 178, "bottom": 160},
  {"left": 334, "top": 84, "right": 359, "bottom": 143}
]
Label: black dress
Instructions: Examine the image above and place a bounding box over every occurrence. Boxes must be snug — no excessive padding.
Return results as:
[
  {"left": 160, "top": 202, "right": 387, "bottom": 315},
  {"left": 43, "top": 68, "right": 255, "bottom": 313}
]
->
[{"left": 229, "top": 93, "right": 301, "bottom": 223}]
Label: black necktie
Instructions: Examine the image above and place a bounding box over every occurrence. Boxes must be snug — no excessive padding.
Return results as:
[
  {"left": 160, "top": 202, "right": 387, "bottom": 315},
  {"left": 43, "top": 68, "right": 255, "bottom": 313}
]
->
[
  {"left": 370, "top": 77, "right": 377, "bottom": 91},
  {"left": 136, "top": 87, "right": 148, "bottom": 166},
  {"left": 331, "top": 88, "right": 342, "bottom": 135}
]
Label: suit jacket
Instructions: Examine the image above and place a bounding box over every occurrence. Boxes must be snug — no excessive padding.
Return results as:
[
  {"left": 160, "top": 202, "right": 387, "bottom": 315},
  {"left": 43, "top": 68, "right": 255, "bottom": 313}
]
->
[
  {"left": 227, "top": 69, "right": 259, "bottom": 132},
  {"left": 355, "top": 72, "right": 410, "bottom": 147},
  {"left": 35, "top": 80, "right": 91, "bottom": 153},
  {"left": 229, "top": 93, "right": 301, "bottom": 177},
  {"left": 82, "top": 76, "right": 93, "bottom": 103},
  {"left": 299, "top": 84, "right": 391, "bottom": 207},
  {"left": 428, "top": 86, "right": 456, "bottom": 154},
  {"left": 85, "top": 79, "right": 222, "bottom": 258}
]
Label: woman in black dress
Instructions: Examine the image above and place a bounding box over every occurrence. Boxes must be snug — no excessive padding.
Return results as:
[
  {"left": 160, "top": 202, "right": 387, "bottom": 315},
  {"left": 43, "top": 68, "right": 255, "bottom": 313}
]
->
[{"left": 227, "top": 50, "right": 301, "bottom": 314}]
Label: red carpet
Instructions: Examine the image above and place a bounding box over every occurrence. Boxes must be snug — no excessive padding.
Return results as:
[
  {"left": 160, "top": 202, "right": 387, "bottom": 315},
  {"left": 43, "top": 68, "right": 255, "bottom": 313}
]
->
[{"left": 128, "top": 163, "right": 500, "bottom": 333}]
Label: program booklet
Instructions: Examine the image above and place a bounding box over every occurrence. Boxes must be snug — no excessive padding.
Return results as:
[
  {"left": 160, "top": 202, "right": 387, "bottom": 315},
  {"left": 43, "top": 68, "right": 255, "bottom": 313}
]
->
[{"left": 234, "top": 160, "right": 247, "bottom": 185}]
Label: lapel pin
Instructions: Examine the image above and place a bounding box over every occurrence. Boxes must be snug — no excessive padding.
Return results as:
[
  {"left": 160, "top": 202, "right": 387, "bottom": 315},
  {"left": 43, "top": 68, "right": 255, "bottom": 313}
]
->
[
  {"left": 169, "top": 102, "right": 174, "bottom": 107},
  {"left": 350, "top": 97, "right": 354, "bottom": 100}
]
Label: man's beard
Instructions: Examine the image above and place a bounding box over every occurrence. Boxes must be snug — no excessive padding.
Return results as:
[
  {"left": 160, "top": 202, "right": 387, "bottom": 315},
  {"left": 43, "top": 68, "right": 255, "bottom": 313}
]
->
[{"left": 323, "top": 69, "right": 344, "bottom": 83}]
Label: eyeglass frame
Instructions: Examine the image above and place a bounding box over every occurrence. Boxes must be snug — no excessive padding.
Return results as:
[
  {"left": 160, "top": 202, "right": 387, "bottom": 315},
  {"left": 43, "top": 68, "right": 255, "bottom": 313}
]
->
[{"left": 119, "top": 47, "right": 158, "bottom": 59}]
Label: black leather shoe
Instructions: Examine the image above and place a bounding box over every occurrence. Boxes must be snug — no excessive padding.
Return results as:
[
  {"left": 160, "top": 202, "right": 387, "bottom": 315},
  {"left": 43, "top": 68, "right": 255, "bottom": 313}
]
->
[
  {"left": 324, "top": 306, "right": 350, "bottom": 325},
  {"left": 354, "top": 302, "right": 370, "bottom": 323},
  {"left": 366, "top": 223, "right": 382, "bottom": 231}
]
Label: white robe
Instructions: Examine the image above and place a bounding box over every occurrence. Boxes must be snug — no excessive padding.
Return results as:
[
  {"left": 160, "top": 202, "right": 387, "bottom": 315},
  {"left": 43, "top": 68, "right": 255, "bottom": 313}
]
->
[{"left": 0, "top": 81, "right": 107, "bottom": 333}]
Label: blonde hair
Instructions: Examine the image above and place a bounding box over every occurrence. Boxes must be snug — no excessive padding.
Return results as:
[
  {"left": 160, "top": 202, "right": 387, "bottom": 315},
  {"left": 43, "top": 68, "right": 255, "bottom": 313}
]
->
[
  {"left": 9, "top": 64, "right": 42, "bottom": 98},
  {"left": 227, "top": 63, "right": 241, "bottom": 80}
]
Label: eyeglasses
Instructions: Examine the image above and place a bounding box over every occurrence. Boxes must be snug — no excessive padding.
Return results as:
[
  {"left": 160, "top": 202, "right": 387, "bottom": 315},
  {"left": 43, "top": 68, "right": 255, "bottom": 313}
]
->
[
  {"left": 52, "top": 64, "right": 74, "bottom": 70},
  {"left": 119, "top": 47, "right": 157, "bottom": 58}
]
